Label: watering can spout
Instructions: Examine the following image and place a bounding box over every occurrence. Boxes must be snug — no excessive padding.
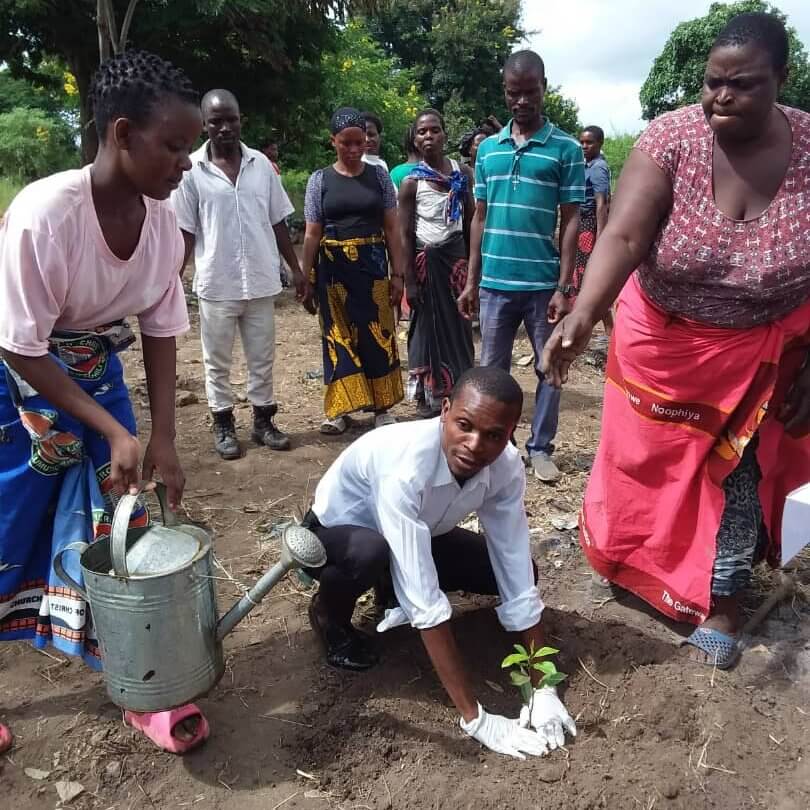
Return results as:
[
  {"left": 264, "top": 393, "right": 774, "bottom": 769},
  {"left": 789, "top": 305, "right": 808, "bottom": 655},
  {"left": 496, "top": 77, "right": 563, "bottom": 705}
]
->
[{"left": 216, "top": 524, "right": 327, "bottom": 642}]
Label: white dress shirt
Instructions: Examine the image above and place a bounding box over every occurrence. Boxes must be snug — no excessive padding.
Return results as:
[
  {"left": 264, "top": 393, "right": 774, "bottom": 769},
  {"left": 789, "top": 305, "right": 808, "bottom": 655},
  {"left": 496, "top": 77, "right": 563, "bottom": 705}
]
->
[
  {"left": 171, "top": 141, "right": 294, "bottom": 301},
  {"left": 312, "top": 418, "right": 543, "bottom": 632}
]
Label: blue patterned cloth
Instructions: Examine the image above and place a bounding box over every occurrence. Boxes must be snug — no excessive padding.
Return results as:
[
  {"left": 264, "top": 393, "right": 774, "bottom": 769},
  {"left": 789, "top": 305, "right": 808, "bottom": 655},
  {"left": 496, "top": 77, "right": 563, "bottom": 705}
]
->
[
  {"left": 407, "top": 162, "right": 468, "bottom": 224},
  {"left": 0, "top": 333, "right": 144, "bottom": 669}
]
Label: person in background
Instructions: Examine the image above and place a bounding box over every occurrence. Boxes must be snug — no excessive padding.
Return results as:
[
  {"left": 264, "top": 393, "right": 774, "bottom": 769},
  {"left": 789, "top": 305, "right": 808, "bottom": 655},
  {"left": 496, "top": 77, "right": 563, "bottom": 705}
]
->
[
  {"left": 172, "top": 89, "right": 307, "bottom": 459},
  {"left": 0, "top": 50, "right": 209, "bottom": 755},
  {"left": 301, "top": 107, "right": 404, "bottom": 435},
  {"left": 574, "top": 125, "right": 613, "bottom": 335},
  {"left": 303, "top": 366, "right": 577, "bottom": 758},
  {"left": 361, "top": 111, "right": 388, "bottom": 170},
  {"left": 260, "top": 138, "right": 281, "bottom": 175},
  {"left": 459, "top": 127, "right": 488, "bottom": 169},
  {"left": 542, "top": 12, "right": 810, "bottom": 669},
  {"left": 458, "top": 50, "right": 585, "bottom": 485},
  {"left": 389, "top": 123, "right": 420, "bottom": 190},
  {"left": 399, "top": 109, "right": 475, "bottom": 418},
  {"left": 469, "top": 129, "right": 489, "bottom": 168}
]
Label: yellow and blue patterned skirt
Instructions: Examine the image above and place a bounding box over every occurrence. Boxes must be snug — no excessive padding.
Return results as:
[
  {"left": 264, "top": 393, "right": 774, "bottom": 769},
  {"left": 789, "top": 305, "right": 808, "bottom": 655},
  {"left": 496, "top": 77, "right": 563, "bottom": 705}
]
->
[{"left": 314, "top": 234, "right": 403, "bottom": 418}]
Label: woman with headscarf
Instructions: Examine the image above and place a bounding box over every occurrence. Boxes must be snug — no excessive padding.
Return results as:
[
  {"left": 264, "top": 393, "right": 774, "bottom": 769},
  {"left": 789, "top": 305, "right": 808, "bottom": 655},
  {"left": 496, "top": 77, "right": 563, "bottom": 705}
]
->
[
  {"left": 301, "top": 108, "right": 404, "bottom": 434},
  {"left": 543, "top": 12, "right": 810, "bottom": 669},
  {"left": 398, "top": 109, "right": 475, "bottom": 417}
]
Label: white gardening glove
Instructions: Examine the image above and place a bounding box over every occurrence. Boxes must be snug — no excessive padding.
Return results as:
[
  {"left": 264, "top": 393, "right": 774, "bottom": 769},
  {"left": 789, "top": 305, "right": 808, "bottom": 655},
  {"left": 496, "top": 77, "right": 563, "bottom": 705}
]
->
[
  {"left": 376, "top": 607, "right": 410, "bottom": 632},
  {"left": 518, "top": 686, "right": 577, "bottom": 750},
  {"left": 460, "top": 702, "right": 550, "bottom": 760}
]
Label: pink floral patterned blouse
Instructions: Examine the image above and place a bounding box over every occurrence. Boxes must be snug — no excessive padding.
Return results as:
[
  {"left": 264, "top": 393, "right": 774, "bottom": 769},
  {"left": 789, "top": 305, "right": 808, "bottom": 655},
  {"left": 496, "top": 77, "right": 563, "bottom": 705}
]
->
[{"left": 634, "top": 103, "right": 810, "bottom": 328}]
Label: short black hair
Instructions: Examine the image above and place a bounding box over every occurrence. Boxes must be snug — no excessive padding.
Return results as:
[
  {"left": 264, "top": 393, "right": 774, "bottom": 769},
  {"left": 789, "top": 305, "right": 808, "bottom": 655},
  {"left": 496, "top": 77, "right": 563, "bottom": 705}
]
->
[
  {"left": 582, "top": 125, "right": 605, "bottom": 143},
  {"left": 260, "top": 137, "right": 278, "bottom": 150},
  {"left": 449, "top": 366, "right": 523, "bottom": 418},
  {"left": 361, "top": 111, "right": 383, "bottom": 133},
  {"left": 711, "top": 11, "right": 790, "bottom": 71},
  {"left": 459, "top": 127, "right": 487, "bottom": 157},
  {"left": 504, "top": 49, "right": 545, "bottom": 79},
  {"left": 414, "top": 107, "right": 446, "bottom": 131},
  {"left": 90, "top": 50, "right": 198, "bottom": 141},
  {"left": 201, "top": 88, "right": 240, "bottom": 117}
]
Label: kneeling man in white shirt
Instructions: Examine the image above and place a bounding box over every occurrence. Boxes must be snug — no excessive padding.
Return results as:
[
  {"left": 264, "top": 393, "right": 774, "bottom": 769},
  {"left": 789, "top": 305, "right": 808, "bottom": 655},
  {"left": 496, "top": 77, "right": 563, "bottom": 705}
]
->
[{"left": 303, "top": 366, "right": 575, "bottom": 759}]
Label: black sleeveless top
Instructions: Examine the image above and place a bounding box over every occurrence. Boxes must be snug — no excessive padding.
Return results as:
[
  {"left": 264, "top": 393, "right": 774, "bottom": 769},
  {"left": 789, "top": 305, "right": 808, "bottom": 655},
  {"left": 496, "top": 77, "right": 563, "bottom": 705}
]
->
[{"left": 322, "top": 164, "right": 385, "bottom": 240}]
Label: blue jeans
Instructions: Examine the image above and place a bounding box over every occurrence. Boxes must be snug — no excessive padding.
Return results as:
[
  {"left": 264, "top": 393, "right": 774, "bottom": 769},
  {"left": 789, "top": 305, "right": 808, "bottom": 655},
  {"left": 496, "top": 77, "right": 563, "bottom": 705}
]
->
[{"left": 478, "top": 287, "right": 560, "bottom": 457}]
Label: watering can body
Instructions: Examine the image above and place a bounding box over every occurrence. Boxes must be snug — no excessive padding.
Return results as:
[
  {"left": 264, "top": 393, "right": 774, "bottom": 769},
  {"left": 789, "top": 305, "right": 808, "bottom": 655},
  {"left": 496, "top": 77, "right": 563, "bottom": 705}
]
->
[
  {"left": 54, "top": 483, "right": 326, "bottom": 713},
  {"left": 54, "top": 485, "right": 224, "bottom": 712}
]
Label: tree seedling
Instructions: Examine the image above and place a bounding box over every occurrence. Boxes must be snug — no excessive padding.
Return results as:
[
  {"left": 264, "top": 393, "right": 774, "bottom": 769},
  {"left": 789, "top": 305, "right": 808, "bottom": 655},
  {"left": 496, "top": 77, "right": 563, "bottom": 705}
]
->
[{"left": 501, "top": 643, "right": 567, "bottom": 706}]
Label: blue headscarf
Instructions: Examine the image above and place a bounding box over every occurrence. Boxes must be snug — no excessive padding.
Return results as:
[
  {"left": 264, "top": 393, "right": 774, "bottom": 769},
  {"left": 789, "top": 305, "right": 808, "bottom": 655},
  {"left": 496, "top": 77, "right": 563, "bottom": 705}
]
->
[{"left": 407, "top": 161, "right": 468, "bottom": 224}]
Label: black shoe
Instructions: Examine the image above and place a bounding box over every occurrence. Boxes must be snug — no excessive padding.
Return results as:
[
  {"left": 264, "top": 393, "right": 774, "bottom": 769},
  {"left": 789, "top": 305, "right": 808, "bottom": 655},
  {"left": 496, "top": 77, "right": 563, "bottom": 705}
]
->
[
  {"left": 212, "top": 409, "right": 241, "bottom": 460},
  {"left": 308, "top": 594, "right": 379, "bottom": 671},
  {"left": 251, "top": 404, "right": 291, "bottom": 451}
]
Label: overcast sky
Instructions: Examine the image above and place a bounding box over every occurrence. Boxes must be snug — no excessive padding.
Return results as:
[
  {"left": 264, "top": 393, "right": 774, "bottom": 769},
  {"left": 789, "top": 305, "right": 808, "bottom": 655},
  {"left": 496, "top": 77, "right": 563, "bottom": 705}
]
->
[{"left": 524, "top": 1, "right": 810, "bottom": 135}]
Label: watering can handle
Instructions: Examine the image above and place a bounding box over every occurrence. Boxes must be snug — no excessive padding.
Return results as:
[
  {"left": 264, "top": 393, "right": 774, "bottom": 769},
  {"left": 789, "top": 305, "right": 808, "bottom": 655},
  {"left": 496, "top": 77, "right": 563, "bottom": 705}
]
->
[
  {"left": 52, "top": 542, "right": 90, "bottom": 600},
  {"left": 110, "top": 481, "right": 178, "bottom": 578}
]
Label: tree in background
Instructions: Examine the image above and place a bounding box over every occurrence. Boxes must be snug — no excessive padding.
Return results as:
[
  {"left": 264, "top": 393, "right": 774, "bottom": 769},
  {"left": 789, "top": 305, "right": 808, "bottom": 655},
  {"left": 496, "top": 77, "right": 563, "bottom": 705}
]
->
[
  {"left": 279, "top": 21, "right": 425, "bottom": 170},
  {"left": 544, "top": 87, "right": 581, "bottom": 135},
  {"left": 368, "top": 0, "right": 524, "bottom": 120},
  {"left": 0, "top": 107, "right": 77, "bottom": 182},
  {"left": 0, "top": 0, "right": 376, "bottom": 161},
  {"left": 368, "top": 1, "right": 581, "bottom": 142},
  {"left": 640, "top": 0, "right": 810, "bottom": 120}
]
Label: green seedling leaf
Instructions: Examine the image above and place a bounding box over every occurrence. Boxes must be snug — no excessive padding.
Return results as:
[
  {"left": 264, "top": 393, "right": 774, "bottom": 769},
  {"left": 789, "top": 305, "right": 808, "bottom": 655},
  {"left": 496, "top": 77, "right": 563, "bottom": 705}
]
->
[
  {"left": 501, "top": 653, "right": 526, "bottom": 669},
  {"left": 513, "top": 644, "right": 529, "bottom": 657},
  {"left": 520, "top": 683, "right": 533, "bottom": 705},
  {"left": 541, "top": 672, "right": 568, "bottom": 688},
  {"left": 510, "top": 671, "right": 531, "bottom": 687},
  {"left": 532, "top": 661, "right": 558, "bottom": 675},
  {"left": 532, "top": 646, "right": 560, "bottom": 658}
]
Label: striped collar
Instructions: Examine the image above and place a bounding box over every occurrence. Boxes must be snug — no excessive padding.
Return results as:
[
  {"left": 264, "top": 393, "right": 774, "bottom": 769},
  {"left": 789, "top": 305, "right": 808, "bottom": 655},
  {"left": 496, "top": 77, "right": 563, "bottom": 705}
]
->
[{"left": 497, "top": 118, "right": 553, "bottom": 147}]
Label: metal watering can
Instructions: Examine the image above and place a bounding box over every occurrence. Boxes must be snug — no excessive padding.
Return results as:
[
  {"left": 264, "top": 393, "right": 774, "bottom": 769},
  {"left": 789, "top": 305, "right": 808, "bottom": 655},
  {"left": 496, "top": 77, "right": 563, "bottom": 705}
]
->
[{"left": 53, "top": 483, "right": 326, "bottom": 712}]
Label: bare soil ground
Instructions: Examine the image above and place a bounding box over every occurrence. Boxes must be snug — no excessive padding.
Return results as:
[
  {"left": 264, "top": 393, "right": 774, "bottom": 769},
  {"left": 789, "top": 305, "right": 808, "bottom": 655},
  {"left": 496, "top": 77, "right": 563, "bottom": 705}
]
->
[{"left": 2, "top": 286, "right": 809, "bottom": 810}]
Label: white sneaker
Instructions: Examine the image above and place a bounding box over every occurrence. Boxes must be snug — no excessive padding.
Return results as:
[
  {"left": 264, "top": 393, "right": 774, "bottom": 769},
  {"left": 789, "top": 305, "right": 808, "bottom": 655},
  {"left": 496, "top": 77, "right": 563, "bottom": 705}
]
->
[
  {"left": 530, "top": 451, "right": 561, "bottom": 483},
  {"left": 374, "top": 412, "right": 397, "bottom": 428}
]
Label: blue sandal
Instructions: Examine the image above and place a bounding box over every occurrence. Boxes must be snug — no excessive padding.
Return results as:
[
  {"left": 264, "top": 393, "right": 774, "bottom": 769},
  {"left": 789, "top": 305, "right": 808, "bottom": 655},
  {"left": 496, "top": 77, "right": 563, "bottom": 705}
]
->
[{"left": 681, "top": 627, "right": 740, "bottom": 669}]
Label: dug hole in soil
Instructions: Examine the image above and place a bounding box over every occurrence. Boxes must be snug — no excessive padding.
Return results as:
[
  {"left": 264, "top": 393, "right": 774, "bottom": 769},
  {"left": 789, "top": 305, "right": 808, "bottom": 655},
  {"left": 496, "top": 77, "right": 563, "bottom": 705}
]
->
[{"left": 2, "top": 280, "right": 809, "bottom": 810}]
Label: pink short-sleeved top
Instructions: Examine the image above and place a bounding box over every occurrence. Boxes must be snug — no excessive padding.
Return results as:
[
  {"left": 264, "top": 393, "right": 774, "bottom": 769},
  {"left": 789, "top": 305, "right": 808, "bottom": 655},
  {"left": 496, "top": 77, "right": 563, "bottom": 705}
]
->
[
  {"left": 0, "top": 166, "right": 189, "bottom": 357},
  {"left": 634, "top": 104, "right": 810, "bottom": 328}
]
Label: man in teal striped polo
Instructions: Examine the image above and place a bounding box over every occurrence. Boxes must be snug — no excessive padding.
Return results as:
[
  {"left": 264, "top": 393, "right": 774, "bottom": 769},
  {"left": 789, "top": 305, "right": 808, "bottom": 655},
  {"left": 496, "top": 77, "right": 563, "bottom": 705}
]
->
[{"left": 459, "top": 50, "right": 584, "bottom": 483}]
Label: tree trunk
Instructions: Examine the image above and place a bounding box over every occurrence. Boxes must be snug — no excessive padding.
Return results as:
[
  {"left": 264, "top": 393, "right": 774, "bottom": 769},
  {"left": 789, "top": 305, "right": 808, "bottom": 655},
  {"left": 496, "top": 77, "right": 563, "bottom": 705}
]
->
[
  {"left": 97, "top": 0, "right": 113, "bottom": 61},
  {"left": 72, "top": 57, "right": 98, "bottom": 165}
]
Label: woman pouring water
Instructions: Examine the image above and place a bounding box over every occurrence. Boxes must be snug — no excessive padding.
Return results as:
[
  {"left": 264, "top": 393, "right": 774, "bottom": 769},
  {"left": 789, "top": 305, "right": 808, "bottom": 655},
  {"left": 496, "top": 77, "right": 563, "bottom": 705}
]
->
[{"left": 0, "top": 51, "right": 209, "bottom": 754}]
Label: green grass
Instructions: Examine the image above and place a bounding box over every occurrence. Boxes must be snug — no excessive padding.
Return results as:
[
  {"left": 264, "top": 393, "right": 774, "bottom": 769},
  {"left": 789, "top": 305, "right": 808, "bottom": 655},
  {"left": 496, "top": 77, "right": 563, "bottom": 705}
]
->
[{"left": 0, "top": 176, "right": 22, "bottom": 215}]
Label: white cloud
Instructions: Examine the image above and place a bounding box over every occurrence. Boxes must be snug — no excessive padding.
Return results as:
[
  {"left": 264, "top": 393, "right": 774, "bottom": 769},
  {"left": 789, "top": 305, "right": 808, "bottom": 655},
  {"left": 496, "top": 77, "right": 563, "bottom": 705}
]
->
[{"left": 523, "top": 0, "right": 810, "bottom": 134}]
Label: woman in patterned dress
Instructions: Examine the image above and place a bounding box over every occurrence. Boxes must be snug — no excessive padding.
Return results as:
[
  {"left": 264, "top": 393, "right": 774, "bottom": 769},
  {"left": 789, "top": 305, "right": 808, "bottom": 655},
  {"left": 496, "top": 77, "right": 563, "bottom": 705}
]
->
[
  {"left": 0, "top": 52, "right": 208, "bottom": 754},
  {"left": 542, "top": 12, "right": 810, "bottom": 668},
  {"left": 301, "top": 108, "right": 405, "bottom": 435}
]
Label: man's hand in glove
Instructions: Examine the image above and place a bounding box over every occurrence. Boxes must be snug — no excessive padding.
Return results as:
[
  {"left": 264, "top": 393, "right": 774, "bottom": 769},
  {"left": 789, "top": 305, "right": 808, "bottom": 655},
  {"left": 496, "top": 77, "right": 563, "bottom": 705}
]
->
[
  {"left": 460, "top": 703, "right": 550, "bottom": 759},
  {"left": 518, "top": 686, "right": 577, "bottom": 750}
]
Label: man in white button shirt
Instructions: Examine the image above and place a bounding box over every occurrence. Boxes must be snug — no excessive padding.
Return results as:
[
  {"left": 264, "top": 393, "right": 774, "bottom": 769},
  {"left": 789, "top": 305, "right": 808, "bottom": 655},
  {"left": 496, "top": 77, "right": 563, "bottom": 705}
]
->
[
  {"left": 172, "top": 89, "right": 308, "bottom": 459},
  {"left": 303, "top": 366, "right": 576, "bottom": 759}
]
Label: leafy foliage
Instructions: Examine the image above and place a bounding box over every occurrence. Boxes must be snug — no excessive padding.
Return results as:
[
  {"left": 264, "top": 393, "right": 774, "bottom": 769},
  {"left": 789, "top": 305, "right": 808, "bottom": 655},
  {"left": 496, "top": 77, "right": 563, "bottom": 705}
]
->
[
  {"left": 544, "top": 87, "right": 581, "bottom": 135},
  {"left": 0, "top": 1, "right": 380, "bottom": 158},
  {"left": 0, "top": 107, "right": 78, "bottom": 183},
  {"left": 601, "top": 133, "right": 638, "bottom": 188},
  {"left": 367, "top": 0, "right": 524, "bottom": 121},
  {"left": 278, "top": 21, "right": 426, "bottom": 170},
  {"left": 501, "top": 643, "right": 567, "bottom": 705},
  {"left": 640, "top": 1, "right": 810, "bottom": 120}
]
